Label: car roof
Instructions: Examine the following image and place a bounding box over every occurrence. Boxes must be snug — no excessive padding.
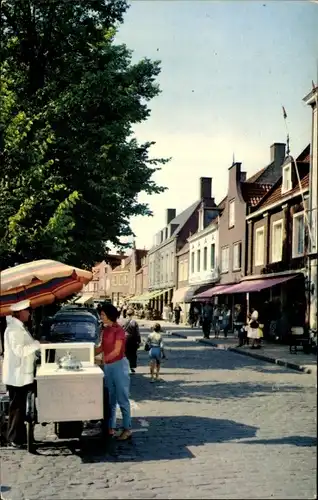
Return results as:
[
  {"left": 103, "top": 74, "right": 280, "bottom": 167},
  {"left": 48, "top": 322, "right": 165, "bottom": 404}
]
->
[{"left": 53, "top": 311, "right": 98, "bottom": 322}]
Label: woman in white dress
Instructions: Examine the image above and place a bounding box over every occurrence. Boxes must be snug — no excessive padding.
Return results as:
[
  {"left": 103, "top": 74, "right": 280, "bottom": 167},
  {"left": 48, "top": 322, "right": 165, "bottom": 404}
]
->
[{"left": 247, "top": 309, "right": 263, "bottom": 349}]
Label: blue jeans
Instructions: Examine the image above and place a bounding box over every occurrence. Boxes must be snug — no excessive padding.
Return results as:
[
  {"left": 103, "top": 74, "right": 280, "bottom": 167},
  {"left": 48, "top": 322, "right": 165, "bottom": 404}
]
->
[{"left": 103, "top": 358, "right": 131, "bottom": 430}]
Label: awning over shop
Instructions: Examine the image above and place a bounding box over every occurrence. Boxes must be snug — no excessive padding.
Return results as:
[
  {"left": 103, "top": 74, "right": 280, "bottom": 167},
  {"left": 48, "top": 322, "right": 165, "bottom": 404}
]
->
[
  {"left": 172, "top": 286, "right": 190, "bottom": 304},
  {"left": 152, "top": 288, "right": 173, "bottom": 300},
  {"left": 195, "top": 275, "right": 298, "bottom": 299},
  {"left": 222, "top": 275, "right": 298, "bottom": 294},
  {"left": 193, "top": 284, "right": 231, "bottom": 300},
  {"left": 75, "top": 294, "right": 94, "bottom": 305},
  {"left": 186, "top": 284, "right": 215, "bottom": 302}
]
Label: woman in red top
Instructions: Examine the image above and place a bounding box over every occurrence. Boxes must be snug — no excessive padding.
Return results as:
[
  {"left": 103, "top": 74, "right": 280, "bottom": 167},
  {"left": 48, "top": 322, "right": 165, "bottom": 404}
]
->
[{"left": 95, "top": 302, "right": 132, "bottom": 440}]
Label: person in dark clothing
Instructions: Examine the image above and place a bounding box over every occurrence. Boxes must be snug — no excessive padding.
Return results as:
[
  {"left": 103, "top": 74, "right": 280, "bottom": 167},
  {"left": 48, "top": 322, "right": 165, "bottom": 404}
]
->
[
  {"left": 202, "top": 302, "right": 213, "bottom": 339},
  {"left": 174, "top": 304, "right": 182, "bottom": 325},
  {"left": 234, "top": 304, "right": 246, "bottom": 347},
  {"left": 123, "top": 309, "right": 141, "bottom": 373}
]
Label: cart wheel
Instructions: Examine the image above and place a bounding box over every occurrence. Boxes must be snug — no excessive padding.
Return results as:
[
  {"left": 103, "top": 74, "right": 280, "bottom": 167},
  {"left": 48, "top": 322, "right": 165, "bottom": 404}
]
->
[{"left": 27, "top": 421, "right": 36, "bottom": 453}]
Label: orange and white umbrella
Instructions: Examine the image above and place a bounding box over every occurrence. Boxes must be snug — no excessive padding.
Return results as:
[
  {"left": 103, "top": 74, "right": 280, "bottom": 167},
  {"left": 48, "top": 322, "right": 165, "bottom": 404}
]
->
[{"left": 0, "top": 259, "right": 92, "bottom": 316}]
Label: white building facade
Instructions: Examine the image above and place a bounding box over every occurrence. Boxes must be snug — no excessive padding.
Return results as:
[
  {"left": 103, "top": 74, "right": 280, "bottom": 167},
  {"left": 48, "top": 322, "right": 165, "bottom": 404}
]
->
[{"left": 188, "top": 220, "right": 220, "bottom": 287}]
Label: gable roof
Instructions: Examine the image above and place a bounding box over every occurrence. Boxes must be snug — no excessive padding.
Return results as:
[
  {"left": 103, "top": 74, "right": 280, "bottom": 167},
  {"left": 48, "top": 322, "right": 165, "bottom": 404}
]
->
[
  {"left": 249, "top": 145, "right": 310, "bottom": 212},
  {"left": 169, "top": 200, "right": 201, "bottom": 237},
  {"left": 256, "top": 173, "right": 309, "bottom": 210}
]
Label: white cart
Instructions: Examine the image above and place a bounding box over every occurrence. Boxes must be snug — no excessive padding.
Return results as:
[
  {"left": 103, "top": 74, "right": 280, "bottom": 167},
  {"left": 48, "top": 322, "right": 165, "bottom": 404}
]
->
[{"left": 27, "top": 342, "right": 105, "bottom": 453}]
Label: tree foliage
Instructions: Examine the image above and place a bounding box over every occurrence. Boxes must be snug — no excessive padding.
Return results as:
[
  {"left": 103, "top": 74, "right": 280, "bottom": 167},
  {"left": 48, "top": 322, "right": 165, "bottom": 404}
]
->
[{"left": 0, "top": 0, "right": 168, "bottom": 268}]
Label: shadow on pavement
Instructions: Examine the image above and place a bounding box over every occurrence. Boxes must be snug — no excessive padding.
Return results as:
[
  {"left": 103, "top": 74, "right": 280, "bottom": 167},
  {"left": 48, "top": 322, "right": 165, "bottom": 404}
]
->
[
  {"left": 139, "top": 338, "right": 306, "bottom": 375},
  {"left": 240, "top": 435, "right": 317, "bottom": 447},
  {"left": 129, "top": 372, "right": 307, "bottom": 405},
  {"left": 78, "top": 415, "right": 258, "bottom": 464}
]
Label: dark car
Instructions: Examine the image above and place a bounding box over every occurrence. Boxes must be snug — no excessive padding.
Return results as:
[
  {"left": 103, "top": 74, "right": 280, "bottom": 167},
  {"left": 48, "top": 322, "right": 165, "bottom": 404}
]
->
[
  {"left": 47, "top": 310, "right": 101, "bottom": 345},
  {"left": 59, "top": 305, "right": 101, "bottom": 322}
]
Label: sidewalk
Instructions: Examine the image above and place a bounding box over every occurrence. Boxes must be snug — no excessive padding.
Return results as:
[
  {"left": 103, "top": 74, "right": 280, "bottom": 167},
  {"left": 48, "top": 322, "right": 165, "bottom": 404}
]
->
[{"left": 169, "top": 330, "right": 317, "bottom": 375}]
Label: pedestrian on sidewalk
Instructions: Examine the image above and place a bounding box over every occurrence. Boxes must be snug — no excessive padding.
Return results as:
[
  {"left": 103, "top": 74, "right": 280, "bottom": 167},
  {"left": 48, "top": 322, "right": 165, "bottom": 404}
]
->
[
  {"left": 145, "top": 323, "right": 165, "bottom": 383},
  {"left": 202, "top": 302, "right": 213, "bottom": 338},
  {"left": 95, "top": 302, "right": 132, "bottom": 441},
  {"left": 174, "top": 303, "right": 182, "bottom": 325},
  {"left": 222, "top": 305, "right": 231, "bottom": 338},
  {"left": 2, "top": 300, "right": 42, "bottom": 449},
  {"left": 247, "top": 309, "right": 263, "bottom": 349},
  {"left": 123, "top": 309, "right": 141, "bottom": 374},
  {"left": 234, "top": 304, "right": 246, "bottom": 347}
]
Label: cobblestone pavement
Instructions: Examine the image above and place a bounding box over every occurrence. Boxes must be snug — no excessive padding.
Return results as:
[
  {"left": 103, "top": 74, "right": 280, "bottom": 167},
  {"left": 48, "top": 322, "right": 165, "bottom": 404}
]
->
[{"left": 1, "top": 332, "right": 317, "bottom": 500}]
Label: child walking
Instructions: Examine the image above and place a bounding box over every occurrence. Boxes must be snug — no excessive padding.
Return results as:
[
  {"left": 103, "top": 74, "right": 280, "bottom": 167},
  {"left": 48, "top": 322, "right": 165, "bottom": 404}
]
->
[{"left": 146, "top": 323, "right": 165, "bottom": 382}]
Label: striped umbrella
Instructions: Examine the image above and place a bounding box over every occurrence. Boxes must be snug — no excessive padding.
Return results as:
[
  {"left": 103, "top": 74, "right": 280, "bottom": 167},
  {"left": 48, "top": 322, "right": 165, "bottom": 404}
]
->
[{"left": 0, "top": 259, "right": 93, "bottom": 316}]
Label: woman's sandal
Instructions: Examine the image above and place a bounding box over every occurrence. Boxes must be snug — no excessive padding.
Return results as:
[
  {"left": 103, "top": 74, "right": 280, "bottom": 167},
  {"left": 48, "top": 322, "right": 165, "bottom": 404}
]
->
[{"left": 117, "top": 429, "right": 132, "bottom": 441}]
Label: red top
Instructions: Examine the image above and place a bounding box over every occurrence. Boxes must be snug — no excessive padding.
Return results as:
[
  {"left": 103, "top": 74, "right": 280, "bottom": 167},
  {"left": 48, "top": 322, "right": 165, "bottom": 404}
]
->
[{"left": 101, "top": 323, "right": 126, "bottom": 364}]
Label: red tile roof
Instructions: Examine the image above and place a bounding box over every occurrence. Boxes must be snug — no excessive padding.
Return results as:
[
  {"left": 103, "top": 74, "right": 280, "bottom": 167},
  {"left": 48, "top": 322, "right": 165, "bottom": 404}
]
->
[
  {"left": 241, "top": 182, "right": 272, "bottom": 207},
  {"left": 257, "top": 173, "right": 309, "bottom": 209}
]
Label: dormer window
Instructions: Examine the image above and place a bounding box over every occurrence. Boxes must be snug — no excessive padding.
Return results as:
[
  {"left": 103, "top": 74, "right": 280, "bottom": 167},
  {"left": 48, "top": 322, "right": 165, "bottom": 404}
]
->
[{"left": 282, "top": 164, "right": 292, "bottom": 194}]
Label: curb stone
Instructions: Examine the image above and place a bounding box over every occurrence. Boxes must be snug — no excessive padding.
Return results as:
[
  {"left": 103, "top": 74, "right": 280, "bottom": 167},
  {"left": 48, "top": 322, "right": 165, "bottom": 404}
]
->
[{"left": 196, "top": 338, "right": 313, "bottom": 374}]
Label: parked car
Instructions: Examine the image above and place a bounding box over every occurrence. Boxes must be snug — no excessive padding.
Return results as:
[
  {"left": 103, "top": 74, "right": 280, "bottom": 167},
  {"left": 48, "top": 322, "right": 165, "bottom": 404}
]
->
[
  {"left": 59, "top": 305, "right": 101, "bottom": 322},
  {"left": 47, "top": 310, "right": 101, "bottom": 344}
]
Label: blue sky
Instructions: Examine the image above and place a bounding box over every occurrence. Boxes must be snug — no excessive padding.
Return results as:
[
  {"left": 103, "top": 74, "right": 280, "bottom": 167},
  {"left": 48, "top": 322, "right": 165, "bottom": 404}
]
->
[{"left": 115, "top": 0, "right": 318, "bottom": 250}]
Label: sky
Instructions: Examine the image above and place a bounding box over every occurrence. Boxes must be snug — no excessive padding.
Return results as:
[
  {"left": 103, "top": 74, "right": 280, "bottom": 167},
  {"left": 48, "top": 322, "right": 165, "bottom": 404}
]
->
[{"left": 115, "top": 0, "right": 318, "bottom": 251}]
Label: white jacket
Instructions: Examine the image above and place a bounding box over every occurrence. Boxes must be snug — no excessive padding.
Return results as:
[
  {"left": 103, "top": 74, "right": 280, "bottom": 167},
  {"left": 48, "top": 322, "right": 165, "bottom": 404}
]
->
[{"left": 2, "top": 316, "right": 41, "bottom": 387}]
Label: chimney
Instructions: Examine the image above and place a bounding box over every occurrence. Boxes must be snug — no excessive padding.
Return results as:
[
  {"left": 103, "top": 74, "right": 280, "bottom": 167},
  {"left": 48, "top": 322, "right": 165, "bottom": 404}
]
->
[
  {"left": 166, "top": 208, "right": 176, "bottom": 224},
  {"left": 200, "top": 177, "right": 212, "bottom": 199},
  {"left": 240, "top": 172, "right": 247, "bottom": 182},
  {"left": 270, "top": 143, "right": 286, "bottom": 167}
]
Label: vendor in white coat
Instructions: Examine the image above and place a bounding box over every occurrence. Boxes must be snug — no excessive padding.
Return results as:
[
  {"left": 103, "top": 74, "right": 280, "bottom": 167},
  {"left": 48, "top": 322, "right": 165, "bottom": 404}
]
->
[{"left": 2, "top": 299, "right": 41, "bottom": 449}]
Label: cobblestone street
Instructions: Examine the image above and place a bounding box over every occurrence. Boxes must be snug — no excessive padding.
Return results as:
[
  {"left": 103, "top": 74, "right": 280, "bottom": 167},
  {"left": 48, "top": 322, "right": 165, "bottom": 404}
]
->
[{"left": 1, "top": 331, "right": 317, "bottom": 500}]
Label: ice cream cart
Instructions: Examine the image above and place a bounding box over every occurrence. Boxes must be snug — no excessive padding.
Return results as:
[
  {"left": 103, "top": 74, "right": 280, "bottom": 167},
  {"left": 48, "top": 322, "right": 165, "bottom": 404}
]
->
[{"left": 26, "top": 342, "right": 105, "bottom": 453}]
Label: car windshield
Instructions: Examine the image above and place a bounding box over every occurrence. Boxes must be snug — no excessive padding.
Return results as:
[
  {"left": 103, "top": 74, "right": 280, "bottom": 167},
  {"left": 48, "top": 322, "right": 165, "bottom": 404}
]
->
[{"left": 51, "top": 320, "right": 97, "bottom": 340}]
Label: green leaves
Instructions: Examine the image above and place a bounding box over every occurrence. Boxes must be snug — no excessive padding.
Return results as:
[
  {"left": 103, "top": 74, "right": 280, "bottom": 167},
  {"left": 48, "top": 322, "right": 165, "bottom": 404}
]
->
[{"left": 1, "top": 0, "right": 168, "bottom": 268}]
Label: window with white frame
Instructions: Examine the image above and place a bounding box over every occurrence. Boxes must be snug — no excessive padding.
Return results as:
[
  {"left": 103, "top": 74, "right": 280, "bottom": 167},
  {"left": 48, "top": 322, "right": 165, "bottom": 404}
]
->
[
  {"left": 191, "top": 252, "right": 195, "bottom": 273},
  {"left": 221, "top": 246, "right": 229, "bottom": 273},
  {"left": 178, "top": 260, "right": 184, "bottom": 282},
  {"left": 229, "top": 200, "right": 235, "bottom": 228},
  {"left": 271, "top": 220, "right": 283, "bottom": 263},
  {"left": 184, "top": 259, "right": 189, "bottom": 280},
  {"left": 282, "top": 164, "right": 292, "bottom": 194},
  {"left": 255, "top": 227, "right": 265, "bottom": 266},
  {"left": 292, "top": 212, "right": 305, "bottom": 257},
  {"left": 233, "top": 242, "right": 242, "bottom": 270},
  {"left": 210, "top": 243, "right": 215, "bottom": 269},
  {"left": 197, "top": 249, "right": 201, "bottom": 272},
  {"left": 203, "top": 247, "right": 207, "bottom": 271}
]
